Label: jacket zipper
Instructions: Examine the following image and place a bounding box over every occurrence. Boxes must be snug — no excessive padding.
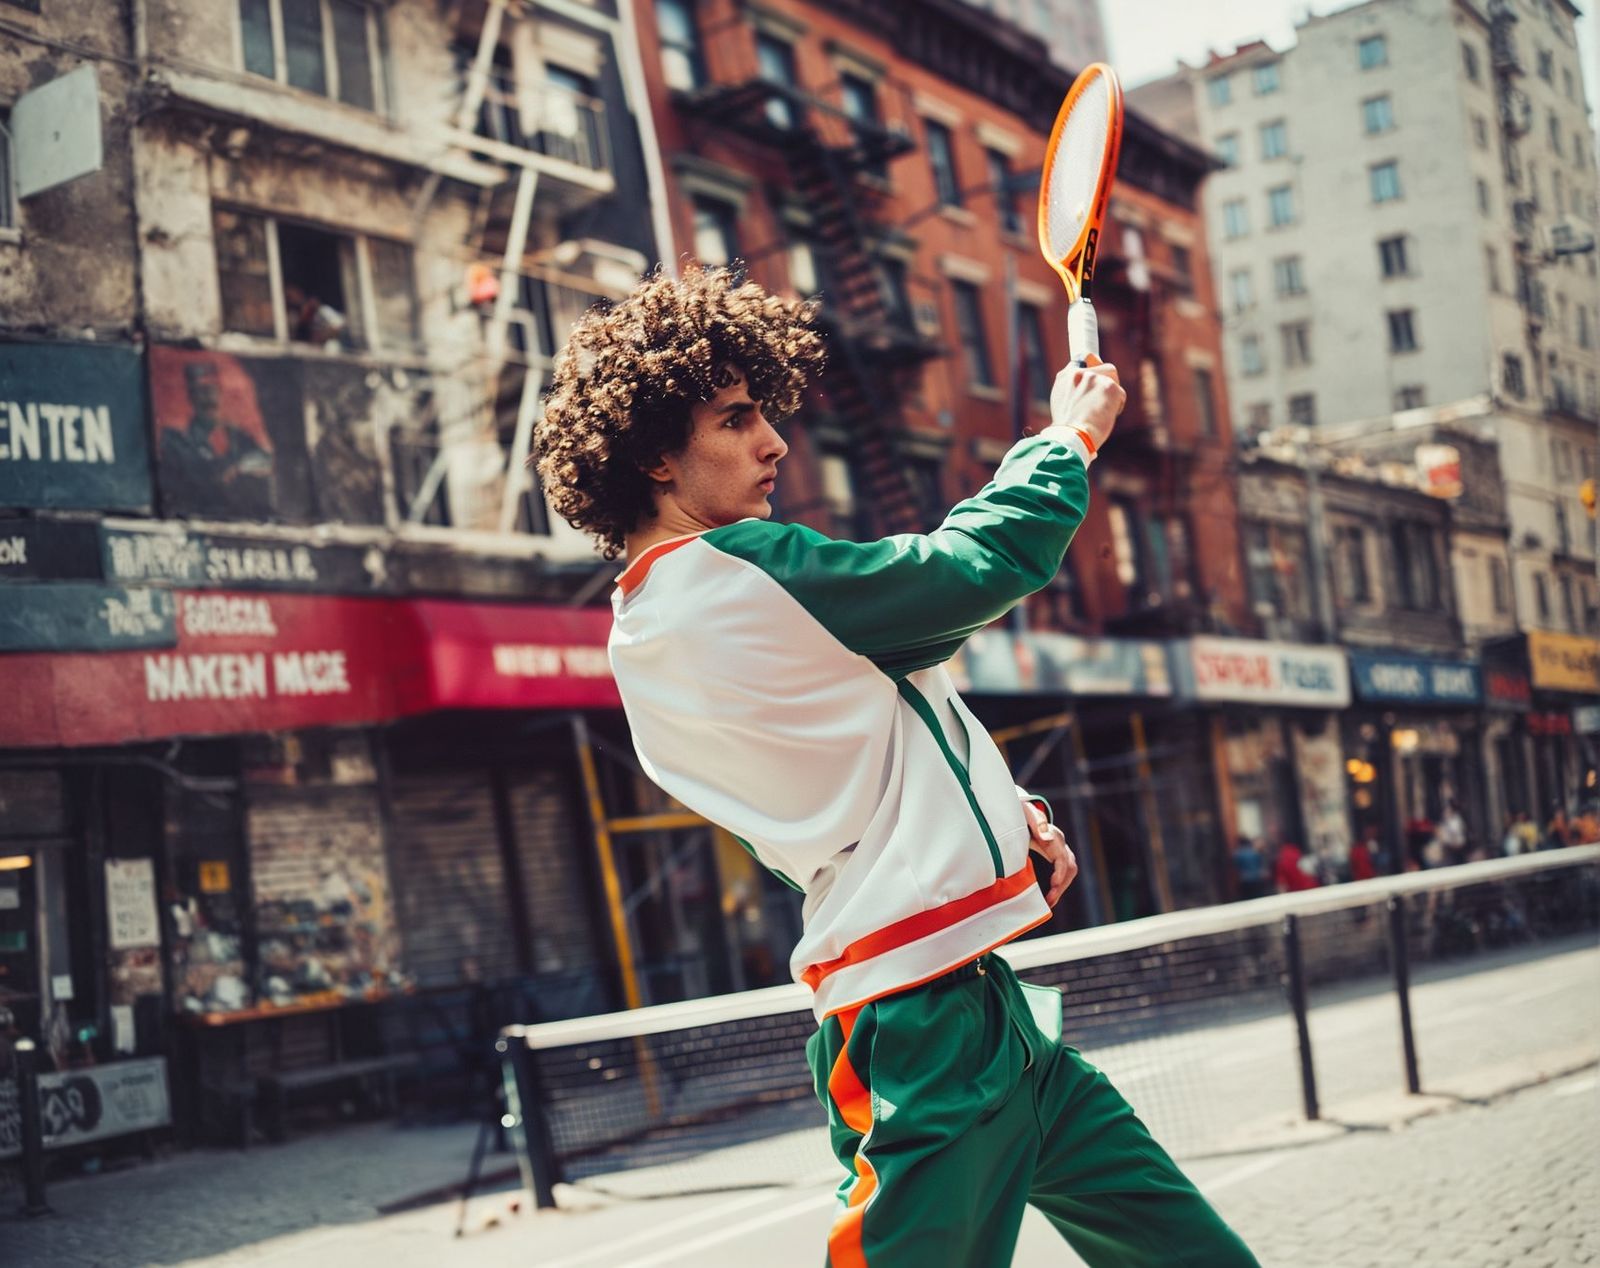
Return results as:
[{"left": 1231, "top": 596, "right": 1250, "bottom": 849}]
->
[{"left": 897, "top": 679, "right": 1005, "bottom": 878}]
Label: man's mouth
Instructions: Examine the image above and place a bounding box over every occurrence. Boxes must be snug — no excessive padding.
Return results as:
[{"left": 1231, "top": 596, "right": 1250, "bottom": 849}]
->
[{"left": 758, "top": 473, "right": 776, "bottom": 492}]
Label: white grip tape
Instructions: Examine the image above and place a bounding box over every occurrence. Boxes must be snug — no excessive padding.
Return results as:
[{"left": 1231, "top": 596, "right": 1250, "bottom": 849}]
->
[{"left": 1067, "top": 299, "right": 1099, "bottom": 364}]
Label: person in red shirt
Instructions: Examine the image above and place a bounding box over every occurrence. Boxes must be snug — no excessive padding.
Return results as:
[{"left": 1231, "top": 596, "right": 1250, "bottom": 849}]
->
[{"left": 1275, "top": 842, "right": 1323, "bottom": 893}]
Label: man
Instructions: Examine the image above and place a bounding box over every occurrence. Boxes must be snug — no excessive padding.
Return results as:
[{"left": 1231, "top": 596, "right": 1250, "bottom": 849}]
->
[
  {"left": 535, "top": 265, "right": 1256, "bottom": 1267},
  {"left": 159, "top": 359, "right": 275, "bottom": 518}
]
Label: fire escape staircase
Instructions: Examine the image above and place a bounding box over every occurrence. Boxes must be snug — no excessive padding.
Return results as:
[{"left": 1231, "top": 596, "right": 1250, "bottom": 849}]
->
[{"left": 678, "top": 77, "right": 937, "bottom": 536}]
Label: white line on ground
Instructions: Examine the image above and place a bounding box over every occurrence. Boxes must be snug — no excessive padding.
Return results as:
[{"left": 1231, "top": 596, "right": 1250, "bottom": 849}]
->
[
  {"left": 1551, "top": 1076, "right": 1597, "bottom": 1098},
  {"left": 1201, "top": 1154, "right": 1282, "bottom": 1195},
  {"left": 1503, "top": 981, "right": 1576, "bottom": 1006},
  {"left": 541, "top": 1189, "right": 793, "bottom": 1268},
  {"left": 618, "top": 1190, "right": 838, "bottom": 1267}
]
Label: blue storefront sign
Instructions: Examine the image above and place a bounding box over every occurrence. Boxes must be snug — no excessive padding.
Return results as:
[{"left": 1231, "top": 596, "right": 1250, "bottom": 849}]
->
[
  {"left": 101, "top": 525, "right": 380, "bottom": 593},
  {"left": 0, "top": 583, "right": 176, "bottom": 652},
  {"left": 0, "top": 342, "right": 152, "bottom": 511},
  {"left": 1348, "top": 650, "right": 1481, "bottom": 706},
  {"left": 954, "top": 630, "right": 1171, "bottom": 697}
]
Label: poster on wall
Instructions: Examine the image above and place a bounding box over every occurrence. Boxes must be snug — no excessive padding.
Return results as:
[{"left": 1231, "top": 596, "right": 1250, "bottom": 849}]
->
[
  {"left": 148, "top": 346, "right": 314, "bottom": 523},
  {"left": 301, "top": 361, "right": 423, "bottom": 526},
  {"left": 105, "top": 858, "right": 161, "bottom": 950},
  {"left": 1292, "top": 725, "right": 1352, "bottom": 865}
]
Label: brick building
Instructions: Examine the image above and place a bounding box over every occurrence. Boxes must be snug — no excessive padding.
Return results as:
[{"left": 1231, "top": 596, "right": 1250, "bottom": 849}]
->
[{"left": 634, "top": 0, "right": 1252, "bottom": 920}]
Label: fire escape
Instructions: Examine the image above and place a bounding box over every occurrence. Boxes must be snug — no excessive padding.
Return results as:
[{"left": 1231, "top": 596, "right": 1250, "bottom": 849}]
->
[
  {"left": 671, "top": 23, "right": 943, "bottom": 536},
  {"left": 1489, "top": 0, "right": 1544, "bottom": 402}
]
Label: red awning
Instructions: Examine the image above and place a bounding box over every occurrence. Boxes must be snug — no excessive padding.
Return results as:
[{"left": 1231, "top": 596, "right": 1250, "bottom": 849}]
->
[{"left": 0, "top": 591, "right": 617, "bottom": 749}]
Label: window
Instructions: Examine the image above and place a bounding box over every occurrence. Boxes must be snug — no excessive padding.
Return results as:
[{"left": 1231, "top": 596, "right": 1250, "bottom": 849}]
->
[
  {"left": 1502, "top": 352, "right": 1526, "bottom": 398},
  {"left": 1486, "top": 245, "right": 1501, "bottom": 292},
  {"left": 1333, "top": 524, "right": 1371, "bottom": 604},
  {"left": 1561, "top": 575, "right": 1578, "bottom": 630},
  {"left": 0, "top": 107, "right": 15, "bottom": 232},
  {"left": 787, "top": 239, "right": 819, "bottom": 295},
  {"left": 1552, "top": 170, "right": 1564, "bottom": 214},
  {"left": 1564, "top": 68, "right": 1575, "bottom": 100},
  {"left": 986, "top": 148, "right": 1021, "bottom": 234},
  {"left": 1273, "top": 255, "right": 1305, "bottom": 296},
  {"left": 1207, "top": 75, "right": 1232, "bottom": 107},
  {"left": 1228, "top": 268, "right": 1255, "bottom": 313},
  {"left": 1169, "top": 244, "right": 1194, "bottom": 295},
  {"left": 1287, "top": 392, "right": 1316, "bottom": 426},
  {"left": 1369, "top": 160, "right": 1401, "bottom": 202},
  {"left": 950, "top": 280, "right": 994, "bottom": 388},
  {"left": 1018, "top": 303, "right": 1050, "bottom": 404},
  {"left": 1395, "top": 385, "right": 1425, "bottom": 409},
  {"left": 1534, "top": 572, "right": 1551, "bottom": 622},
  {"left": 1462, "top": 40, "right": 1480, "bottom": 82},
  {"left": 1362, "top": 95, "right": 1393, "bottom": 134},
  {"left": 1391, "top": 522, "right": 1439, "bottom": 609},
  {"left": 1378, "top": 235, "right": 1410, "bottom": 277},
  {"left": 1246, "top": 401, "right": 1272, "bottom": 432},
  {"left": 1387, "top": 308, "right": 1418, "bottom": 352},
  {"left": 657, "top": 0, "right": 705, "bottom": 90},
  {"left": 1579, "top": 305, "right": 1591, "bottom": 349},
  {"left": 1281, "top": 322, "right": 1312, "bottom": 367},
  {"left": 1548, "top": 111, "right": 1562, "bottom": 155},
  {"left": 1490, "top": 556, "right": 1510, "bottom": 614},
  {"left": 1358, "top": 35, "right": 1387, "bottom": 70},
  {"left": 1245, "top": 522, "right": 1313, "bottom": 623},
  {"left": 926, "top": 120, "right": 961, "bottom": 207},
  {"left": 1537, "top": 47, "right": 1553, "bottom": 82},
  {"left": 238, "top": 0, "right": 381, "bottom": 110},
  {"left": 839, "top": 72, "right": 885, "bottom": 179},
  {"left": 1260, "top": 119, "right": 1288, "bottom": 160},
  {"left": 212, "top": 207, "right": 415, "bottom": 351},
  {"left": 1193, "top": 367, "right": 1218, "bottom": 435},
  {"left": 756, "top": 33, "right": 798, "bottom": 129},
  {"left": 1253, "top": 62, "right": 1281, "bottom": 95},
  {"left": 1109, "top": 499, "right": 1146, "bottom": 594},
  {"left": 1476, "top": 178, "right": 1491, "bottom": 215},
  {"left": 1223, "top": 198, "right": 1249, "bottom": 239},
  {"left": 691, "top": 196, "right": 739, "bottom": 266},
  {"left": 1267, "top": 184, "right": 1295, "bottom": 227},
  {"left": 1215, "top": 133, "right": 1239, "bottom": 167},
  {"left": 1240, "top": 333, "right": 1265, "bottom": 376},
  {"left": 1472, "top": 115, "right": 1489, "bottom": 149}
]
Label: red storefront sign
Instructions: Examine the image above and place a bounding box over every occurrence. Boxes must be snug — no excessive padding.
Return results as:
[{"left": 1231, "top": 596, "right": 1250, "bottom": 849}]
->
[
  {"left": 1527, "top": 711, "right": 1574, "bottom": 737},
  {"left": 0, "top": 591, "right": 617, "bottom": 748}
]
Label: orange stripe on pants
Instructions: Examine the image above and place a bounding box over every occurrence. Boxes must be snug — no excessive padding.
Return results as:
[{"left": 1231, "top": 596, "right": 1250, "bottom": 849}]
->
[{"left": 827, "top": 1007, "right": 876, "bottom": 1268}]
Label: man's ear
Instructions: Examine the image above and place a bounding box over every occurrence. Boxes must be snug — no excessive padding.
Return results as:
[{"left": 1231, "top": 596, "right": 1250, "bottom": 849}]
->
[{"left": 642, "top": 453, "right": 674, "bottom": 486}]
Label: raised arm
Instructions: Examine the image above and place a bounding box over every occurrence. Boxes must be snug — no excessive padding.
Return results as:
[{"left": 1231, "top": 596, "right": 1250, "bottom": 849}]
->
[{"left": 703, "top": 361, "right": 1124, "bottom": 680}]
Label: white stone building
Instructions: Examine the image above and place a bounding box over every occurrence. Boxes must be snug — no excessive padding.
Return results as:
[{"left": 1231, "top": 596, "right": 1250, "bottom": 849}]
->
[{"left": 1132, "top": 0, "right": 1600, "bottom": 643}]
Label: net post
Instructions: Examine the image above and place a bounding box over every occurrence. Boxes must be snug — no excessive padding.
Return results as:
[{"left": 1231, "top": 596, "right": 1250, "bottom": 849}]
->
[
  {"left": 1386, "top": 894, "right": 1421, "bottom": 1095},
  {"left": 15, "top": 1038, "right": 52, "bottom": 1217},
  {"left": 1281, "top": 914, "right": 1319, "bottom": 1121},
  {"left": 498, "top": 1029, "right": 560, "bottom": 1210}
]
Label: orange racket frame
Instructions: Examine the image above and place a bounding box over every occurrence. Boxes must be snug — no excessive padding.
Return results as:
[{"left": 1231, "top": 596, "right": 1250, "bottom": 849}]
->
[{"left": 1037, "top": 62, "right": 1125, "bottom": 307}]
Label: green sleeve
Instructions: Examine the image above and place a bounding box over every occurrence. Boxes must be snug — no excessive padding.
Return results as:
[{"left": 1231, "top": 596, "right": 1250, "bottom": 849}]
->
[{"left": 705, "top": 435, "right": 1089, "bottom": 680}]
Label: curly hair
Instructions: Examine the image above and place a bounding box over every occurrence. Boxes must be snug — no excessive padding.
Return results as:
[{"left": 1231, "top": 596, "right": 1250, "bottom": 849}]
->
[{"left": 534, "top": 264, "right": 826, "bottom": 559}]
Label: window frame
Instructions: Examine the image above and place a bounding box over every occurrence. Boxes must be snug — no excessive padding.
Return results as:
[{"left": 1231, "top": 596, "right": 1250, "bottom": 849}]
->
[
  {"left": 212, "top": 204, "right": 418, "bottom": 354},
  {"left": 1281, "top": 321, "right": 1312, "bottom": 368},
  {"left": 1369, "top": 160, "right": 1402, "bottom": 204},
  {"left": 1387, "top": 307, "right": 1419, "bottom": 353},
  {"left": 1362, "top": 94, "right": 1394, "bottom": 135},
  {"left": 1266, "top": 183, "right": 1295, "bottom": 228},
  {"left": 949, "top": 278, "right": 995, "bottom": 390},
  {"left": 1287, "top": 392, "right": 1316, "bottom": 426},
  {"left": 1215, "top": 132, "right": 1239, "bottom": 167},
  {"left": 1017, "top": 301, "right": 1051, "bottom": 405},
  {"left": 1378, "top": 234, "right": 1410, "bottom": 278},
  {"left": 755, "top": 29, "right": 799, "bottom": 130},
  {"left": 985, "top": 147, "right": 1022, "bottom": 235},
  {"left": 236, "top": 0, "right": 386, "bottom": 114},
  {"left": 1207, "top": 74, "right": 1232, "bottom": 107},
  {"left": 1252, "top": 62, "right": 1281, "bottom": 95},
  {"left": 1273, "top": 255, "right": 1305, "bottom": 297},
  {"left": 656, "top": 0, "right": 707, "bottom": 91},
  {"left": 1192, "top": 366, "right": 1218, "bottom": 436},
  {"left": 1240, "top": 333, "right": 1265, "bottom": 377},
  {"left": 1222, "top": 198, "right": 1250, "bottom": 239},
  {"left": 1260, "top": 118, "right": 1288, "bottom": 160},
  {"left": 690, "top": 194, "right": 741, "bottom": 268},
  {"left": 1358, "top": 34, "right": 1388, "bottom": 70},
  {"left": 0, "top": 107, "right": 16, "bottom": 234},
  {"left": 925, "top": 118, "right": 962, "bottom": 208}
]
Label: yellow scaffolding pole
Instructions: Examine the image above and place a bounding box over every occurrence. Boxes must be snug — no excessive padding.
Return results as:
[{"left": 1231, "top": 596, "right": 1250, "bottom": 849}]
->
[{"left": 1130, "top": 713, "right": 1175, "bottom": 914}]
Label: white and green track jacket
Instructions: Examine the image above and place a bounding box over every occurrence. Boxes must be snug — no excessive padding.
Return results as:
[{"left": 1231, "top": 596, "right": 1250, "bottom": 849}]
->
[{"left": 609, "top": 431, "right": 1094, "bottom": 1020}]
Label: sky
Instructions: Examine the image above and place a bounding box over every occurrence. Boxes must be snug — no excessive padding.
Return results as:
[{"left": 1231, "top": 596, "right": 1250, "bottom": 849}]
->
[{"left": 1101, "top": 0, "right": 1597, "bottom": 96}]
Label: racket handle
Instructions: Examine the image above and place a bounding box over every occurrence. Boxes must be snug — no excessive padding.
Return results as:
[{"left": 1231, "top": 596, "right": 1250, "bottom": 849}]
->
[{"left": 1067, "top": 298, "right": 1099, "bottom": 366}]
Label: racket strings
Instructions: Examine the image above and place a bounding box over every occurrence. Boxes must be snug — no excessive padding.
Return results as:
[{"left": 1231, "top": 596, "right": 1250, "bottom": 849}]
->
[{"left": 1043, "top": 79, "right": 1113, "bottom": 262}]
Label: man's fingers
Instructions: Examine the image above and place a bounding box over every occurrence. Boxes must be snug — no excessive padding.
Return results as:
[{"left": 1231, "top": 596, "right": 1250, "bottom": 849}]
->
[{"left": 1029, "top": 825, "right": 1078, "bottom": 908}]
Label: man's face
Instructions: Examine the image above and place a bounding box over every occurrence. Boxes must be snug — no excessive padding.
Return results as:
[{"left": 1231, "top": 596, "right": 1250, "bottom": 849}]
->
[{"left": 654, "top": 365, "right": 789, "bottom": 528}]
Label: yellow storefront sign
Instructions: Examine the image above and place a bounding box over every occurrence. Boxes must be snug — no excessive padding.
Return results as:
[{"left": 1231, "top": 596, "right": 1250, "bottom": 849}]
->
[{"left": 1528, "top": 630, "right": 1600, "bottom": 694}]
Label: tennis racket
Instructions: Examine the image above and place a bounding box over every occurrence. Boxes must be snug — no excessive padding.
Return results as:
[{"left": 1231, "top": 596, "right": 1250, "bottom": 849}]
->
[{"left": 1038, "top": 62, "right": 1125, "bottom": 365}]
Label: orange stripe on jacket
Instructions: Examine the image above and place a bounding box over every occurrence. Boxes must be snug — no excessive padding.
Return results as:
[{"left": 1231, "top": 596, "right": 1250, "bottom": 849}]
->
[
  {"left": 827, "top": 1007, "right": 875, "bottom": 1268},
  {"left": 802, "top": 864, "right": 1037, "bottom": 991},
  {"left": 615, "top": 534, "right": 700, "bottom": 599}
]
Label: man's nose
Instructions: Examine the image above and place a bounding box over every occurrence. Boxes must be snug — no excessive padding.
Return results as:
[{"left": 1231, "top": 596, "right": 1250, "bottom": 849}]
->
[{"left": 760, "top": 419, "right": 788, "bottom": 461}]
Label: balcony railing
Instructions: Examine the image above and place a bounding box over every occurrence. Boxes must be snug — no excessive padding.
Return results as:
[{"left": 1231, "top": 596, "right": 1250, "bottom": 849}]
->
[{"left": 477, "top": 74, "right": 610, "bottom": 174}]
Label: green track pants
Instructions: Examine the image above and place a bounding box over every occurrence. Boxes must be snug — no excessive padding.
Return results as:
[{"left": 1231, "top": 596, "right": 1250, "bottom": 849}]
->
[{"left": 806, "top": 954, "right": 1260, "bottom": 1268}]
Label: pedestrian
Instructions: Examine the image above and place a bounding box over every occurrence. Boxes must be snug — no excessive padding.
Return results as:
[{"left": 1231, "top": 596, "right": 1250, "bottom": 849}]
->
[
  {"left": 1348, "top": 834, "right": 1378, "bottom": 882},
  {"left": 1504, "top": 810, "right": 1539, "bottom": 855},
  {"left": 1544, "top": 803, "right": 1572, "bottom": 849},
  {"left": 1232, "top": 835, "right": 1270, "bottom": 900},
  {"left": 534, "top": 265, "right": 1258, "bottom": 1267},
  {"left": 1437, "top": 799, "right": 1468, "bottom": 867},
  {"left": 1275, "top": 841, "right": 1322, "bottom": 893}
]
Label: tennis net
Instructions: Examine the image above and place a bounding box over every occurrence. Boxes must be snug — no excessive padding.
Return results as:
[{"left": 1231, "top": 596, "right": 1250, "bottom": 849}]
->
[{"left": 501, "top": 848, "right": 1600, "bottom": 1202}]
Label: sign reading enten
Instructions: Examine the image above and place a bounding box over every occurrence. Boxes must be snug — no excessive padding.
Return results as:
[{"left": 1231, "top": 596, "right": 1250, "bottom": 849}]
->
[
  {"left": 0, "top": 343, "right": 151, "bottom": 511},
  {"left": 1349, "top": 651, "right": 1482, "bottom": 705},
  {"left": 1178, "top": 637, "right": 1350, "bottom": 707},
  {"left": 1527, "top": 630, "right": 1600, "bottom": 695}
]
